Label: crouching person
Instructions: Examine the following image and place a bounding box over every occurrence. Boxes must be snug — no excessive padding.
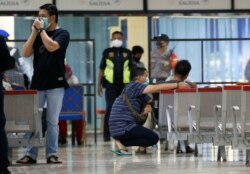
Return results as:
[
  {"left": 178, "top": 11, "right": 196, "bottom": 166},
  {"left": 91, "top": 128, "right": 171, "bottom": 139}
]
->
[{"left": 109, "top": 67, "right": 192, "bottom": 155}]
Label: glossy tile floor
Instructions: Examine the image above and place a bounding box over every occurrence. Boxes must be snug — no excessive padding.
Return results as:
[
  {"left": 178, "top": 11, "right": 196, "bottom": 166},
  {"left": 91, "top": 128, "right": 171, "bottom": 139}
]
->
[{"left": 8, "top": 134, "right": 250, "bottom": 174}]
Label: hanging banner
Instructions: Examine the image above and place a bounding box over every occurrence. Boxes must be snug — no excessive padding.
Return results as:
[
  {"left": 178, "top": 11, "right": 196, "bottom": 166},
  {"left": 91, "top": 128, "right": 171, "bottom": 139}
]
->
[
  {"left": 0, "top": 0, "right": 52, "bottom": 11},
  {"left": 57, "top": 0, "right": 143, "bottom": 11},
  {"left": 147, "top": 0, "right": 231, "bottom": 10},
  {"left": 234, "top": 0, "right": 250, "bottom": 10}
]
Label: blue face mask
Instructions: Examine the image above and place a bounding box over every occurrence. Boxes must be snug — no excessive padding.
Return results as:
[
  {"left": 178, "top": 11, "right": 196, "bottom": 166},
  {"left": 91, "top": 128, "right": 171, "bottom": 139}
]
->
[{"left": 42, "top": 17, "right": 50, "bottom": 30}]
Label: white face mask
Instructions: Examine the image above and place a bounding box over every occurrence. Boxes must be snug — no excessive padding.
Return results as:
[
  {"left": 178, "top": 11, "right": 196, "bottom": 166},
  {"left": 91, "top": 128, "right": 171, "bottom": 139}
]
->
[{"left": 111, "top": 39, "right": 123, "bottom": 48}]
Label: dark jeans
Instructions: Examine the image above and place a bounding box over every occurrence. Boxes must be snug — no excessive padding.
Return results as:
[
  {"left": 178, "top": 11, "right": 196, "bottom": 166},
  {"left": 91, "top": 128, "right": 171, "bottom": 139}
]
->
[
  {"left": 104, "top": 86, "right": 124, "bottom": 139},
  {"left": 114, "top": 125, "right": 159, "bottom": 147},
  {"left": 0, "top": 89, "right": 9, "bottom": 168}
]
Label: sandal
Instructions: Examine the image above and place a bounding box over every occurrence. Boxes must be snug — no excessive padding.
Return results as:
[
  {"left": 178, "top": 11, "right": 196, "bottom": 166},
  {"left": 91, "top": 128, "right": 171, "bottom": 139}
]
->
[
  {"left": 47, "top": 155, "right": 62, "bottom": 164},
  {"left": 16, "top": 155, "right": 37, "bottom": 164},
  {"left": 110, "top": 149, "right": 132, "bottom": 156},
  {"left": 135, "top": 148, "right": 147, "bottom": 154}
]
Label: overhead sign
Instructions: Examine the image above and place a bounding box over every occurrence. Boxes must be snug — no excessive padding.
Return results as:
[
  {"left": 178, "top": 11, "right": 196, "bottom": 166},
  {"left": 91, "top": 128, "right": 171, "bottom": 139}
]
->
[
  {"left": 57, "top": 0, "right": 144, "bottom": 11},
  {"left": 0, "top": 0, "right": 52, "bottom": 11},
  {"left": 234, "top": 0, "right": 250, "bottom": 10},
  {"left": 148, "top": 0, "right": 231, "bottom": 10}
]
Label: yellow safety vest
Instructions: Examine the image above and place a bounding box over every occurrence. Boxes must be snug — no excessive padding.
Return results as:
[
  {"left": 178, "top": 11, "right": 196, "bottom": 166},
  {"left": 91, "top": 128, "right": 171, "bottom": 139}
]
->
[{"left": 104, "top": 59, "right": 130, "bottom": 84}]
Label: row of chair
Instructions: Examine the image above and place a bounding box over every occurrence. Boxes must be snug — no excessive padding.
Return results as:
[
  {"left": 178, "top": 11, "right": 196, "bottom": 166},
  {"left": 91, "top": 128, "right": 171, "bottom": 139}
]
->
[
  {"left": 158, "top": 85, "right": 250, "bottom": 162},
  {"left": 4, "top": 90, "right": 44, "bottom": 164},
  {"left": 4, "top": 85, "right": 86, "bottom": 163}
]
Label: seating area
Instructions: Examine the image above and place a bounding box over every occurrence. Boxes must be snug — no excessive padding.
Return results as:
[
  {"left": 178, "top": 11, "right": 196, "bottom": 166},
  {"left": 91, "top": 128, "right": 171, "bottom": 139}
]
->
[
  {"left": 4, "top": 85, "right": 86, "bottom": 164},
  {"left": 4, "top": 90, "right": 45, "bottom": 163},
  {"left": 158, "top": 85, "right": 250, "bottom": 163}
]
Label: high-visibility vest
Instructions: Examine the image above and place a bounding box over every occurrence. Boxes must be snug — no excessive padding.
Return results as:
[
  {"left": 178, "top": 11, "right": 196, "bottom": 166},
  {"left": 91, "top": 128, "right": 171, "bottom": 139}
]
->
[{"left": 104, "top": 59, "right": 130, "bottom": 84}]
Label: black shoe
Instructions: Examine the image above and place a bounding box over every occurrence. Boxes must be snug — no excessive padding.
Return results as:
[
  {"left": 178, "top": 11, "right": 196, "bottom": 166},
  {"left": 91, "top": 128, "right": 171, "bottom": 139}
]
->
[
  {"left": 246, "top": 161, "right": 250, "bottom": 166},
  {"left": 176, "top": 149, "right": 183, "bottom": 154},
  {"left": 59, "top": 138, "right": 67, "bottom": 145},
  {"left": 0, "top": 167, "right": 11, "bottom": 174},
  {"left": 77, "top": 140, "right": 83, "bottom": 145},
  {"left": 186, "top": 146, "right": 194, "bottom": 153}
]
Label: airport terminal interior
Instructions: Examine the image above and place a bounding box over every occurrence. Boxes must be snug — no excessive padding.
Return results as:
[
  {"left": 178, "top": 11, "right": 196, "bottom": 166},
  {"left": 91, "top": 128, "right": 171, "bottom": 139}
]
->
[{"left": 2, "top": 0, "right": 250, "bottom": 173}]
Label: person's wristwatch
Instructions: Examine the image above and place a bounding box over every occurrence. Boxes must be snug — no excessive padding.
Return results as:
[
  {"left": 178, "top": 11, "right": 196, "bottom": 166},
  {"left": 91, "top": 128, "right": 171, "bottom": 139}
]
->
[{"left": 37, "top": 28, "right": 44, "bottom": 33}]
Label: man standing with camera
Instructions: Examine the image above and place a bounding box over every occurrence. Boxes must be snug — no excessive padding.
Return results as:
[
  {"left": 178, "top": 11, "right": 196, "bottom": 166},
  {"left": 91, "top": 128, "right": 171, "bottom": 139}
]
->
[{"left": 16, "top": 3, "right": 70, "bottom": 164}]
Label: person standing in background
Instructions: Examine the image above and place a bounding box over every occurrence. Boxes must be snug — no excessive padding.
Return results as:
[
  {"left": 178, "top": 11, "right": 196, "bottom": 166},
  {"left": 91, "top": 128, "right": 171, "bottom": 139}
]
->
[
  {"left": 131, "top": 45, "right": 145, "bottom": 68},
  {"left": 16, "top": 3, "right": 70, "bottom": 164},
  {"left": 150, "top": 34, "right": 178, "bottom": 83},
  {"left": 97, "top": 31, "right": 133, "bottom": 142},
  {"left": 150, "top": 34, "right": 178, "bottom": 140},
  {"left": 0, "top": 29, "right": 15, "bottom": 174}
]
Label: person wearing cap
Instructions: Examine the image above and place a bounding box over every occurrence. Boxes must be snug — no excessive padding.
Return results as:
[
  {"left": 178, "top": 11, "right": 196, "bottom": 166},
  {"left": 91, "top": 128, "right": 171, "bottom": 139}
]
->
[
  {"left": 150, "top": 34, "right": 178, "bottom": 83},
  {"left": 150, "top": 34, "right": 178, "bottom": 149},
  {"left": 0, "top": 29, "right": 15, "bottom": 174}
]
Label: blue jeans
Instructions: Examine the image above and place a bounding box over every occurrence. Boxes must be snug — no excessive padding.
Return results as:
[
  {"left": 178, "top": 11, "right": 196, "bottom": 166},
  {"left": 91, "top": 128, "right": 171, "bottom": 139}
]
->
[
  {"left": 26, "top": 88, "right": 65, "bottom": 159},
  {"left": 114, "top": 125, "right": 159, "bottom": 147}
]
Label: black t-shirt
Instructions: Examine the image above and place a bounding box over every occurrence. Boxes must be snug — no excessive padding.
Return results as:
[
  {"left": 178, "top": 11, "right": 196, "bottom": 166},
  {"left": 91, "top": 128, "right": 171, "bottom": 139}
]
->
[
  {"left": 99, "top": 47, "right": 132, "bottom": 87},
  {"left": 0, "top": 36, "right": 15, "bottom": 74},
  {"left": 31, "top": 28, "right": 70, "bottom": 90}
]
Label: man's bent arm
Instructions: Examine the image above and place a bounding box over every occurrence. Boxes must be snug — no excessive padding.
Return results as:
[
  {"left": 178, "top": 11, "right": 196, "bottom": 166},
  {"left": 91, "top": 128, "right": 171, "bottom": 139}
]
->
[
  {"left": 23, "top": 30, "right": 38, "bottom": 57},
  {"left": 40, "top": 30, "right": 60, "bottom": 52}
]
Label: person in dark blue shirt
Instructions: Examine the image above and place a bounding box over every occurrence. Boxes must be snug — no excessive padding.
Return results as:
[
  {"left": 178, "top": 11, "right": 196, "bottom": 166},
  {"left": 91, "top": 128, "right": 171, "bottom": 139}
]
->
[
  {"left": 0, "top": 29, "right": 15, "bottom": 174},
  {"left": 109, "top": 67, "right": 192, "bottom": 155}
]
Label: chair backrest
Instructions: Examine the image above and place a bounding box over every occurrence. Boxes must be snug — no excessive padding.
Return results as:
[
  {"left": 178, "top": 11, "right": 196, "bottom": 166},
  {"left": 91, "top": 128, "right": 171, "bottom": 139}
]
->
[
  {"left": 241, "top": 86, "right": 250, "bottom": 132},
  {"left": 159, "top": 90, "right": 174, "bottom": 128},
  {"left": 174, "top": 88, "right": 197, "bottom": 131},
  {"left": 61, "top": 85, "right": 84, "bottom": 113},
  {"left": 222, "top": 85, "right": 242, "bottom": 132},
  {"left": 4, "top": 90, "right": 38, "bottom": 133},
  {"left": 197, "top": 87, "right": 222, "bottom": 131}
]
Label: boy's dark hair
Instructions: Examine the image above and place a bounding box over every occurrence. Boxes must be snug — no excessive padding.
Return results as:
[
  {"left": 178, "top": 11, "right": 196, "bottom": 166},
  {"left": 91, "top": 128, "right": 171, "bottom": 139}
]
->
[
  {"left": 132, "top": 45, "right": 144, "bottom": 55},
  {"left": 174, "top": 60, "right": 191, "bottom": 77},
  {"left": 40, "top": 3, "right": 58, "bottom": 23},
  {"left": 130, "top": 67, "right": 147, "bottom": 81},
  {"left": 112, "top": 31, "right": 123, "bottom": 37}
]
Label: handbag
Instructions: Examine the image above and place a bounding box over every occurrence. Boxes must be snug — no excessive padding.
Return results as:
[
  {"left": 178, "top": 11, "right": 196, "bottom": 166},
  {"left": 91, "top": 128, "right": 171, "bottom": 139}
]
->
[{"left": 122, "top": 90, "right": 148, "bottom": 125}]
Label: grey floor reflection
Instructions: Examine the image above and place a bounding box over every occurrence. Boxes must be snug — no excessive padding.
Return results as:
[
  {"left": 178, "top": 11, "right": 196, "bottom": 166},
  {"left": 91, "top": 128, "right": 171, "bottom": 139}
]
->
[{"left": 9, "top": 135, "right": 250, "bottom": 174}]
